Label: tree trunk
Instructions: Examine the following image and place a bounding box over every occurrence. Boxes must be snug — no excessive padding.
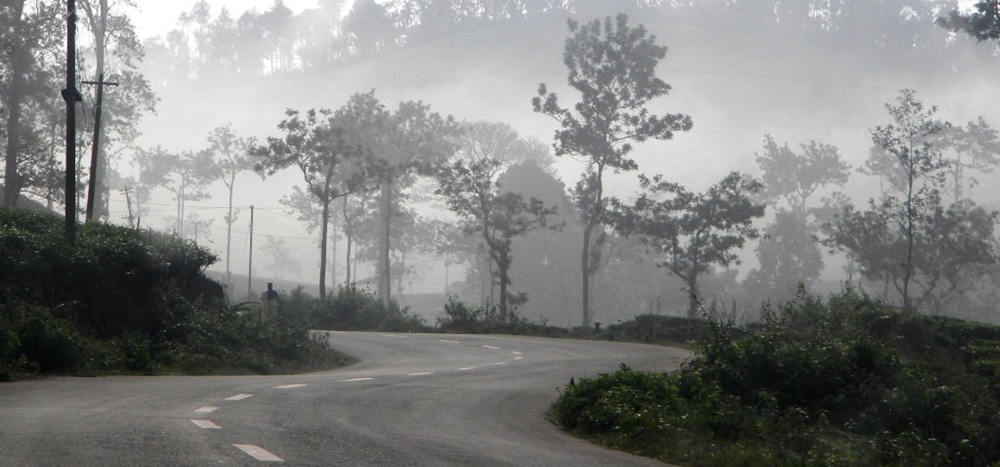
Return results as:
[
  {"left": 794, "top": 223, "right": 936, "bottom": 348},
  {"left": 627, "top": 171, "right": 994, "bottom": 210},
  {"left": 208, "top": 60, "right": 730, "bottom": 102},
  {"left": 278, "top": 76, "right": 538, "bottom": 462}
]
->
[
  {"left": 397, "top": 250, "right": 405, "bottom": 296},
  {"left": 331, "top": 221, "right": 337, "bottom": 289},
  {"left": 342, "top": 196, "right": 352, "bottom": 285},
  {"left": 687, "top": 274, "right": 699, "bottom": 319},
  {"left": 499, "top": 250, "right": 509, "bottom": 321},
  {"left": 345, "top": 232, "right": 353, "bottom": 285},
  {"left": 319, "top": 197, "right": 331, "bottom": 301},
  {"left": 378, "top": 179, "right": 392, "bottom": 306},
  {"left": 225, "top": 181, "right": 234, "bottom": 296},
  {"left": 3, "top": 1, "right": 27, "bottom": 208},
  {"left": 581, "top": 221, "right": 594, "bottom": 328},
  {"left": 902, "top": 143, "right": 915, "bottom": 311}
]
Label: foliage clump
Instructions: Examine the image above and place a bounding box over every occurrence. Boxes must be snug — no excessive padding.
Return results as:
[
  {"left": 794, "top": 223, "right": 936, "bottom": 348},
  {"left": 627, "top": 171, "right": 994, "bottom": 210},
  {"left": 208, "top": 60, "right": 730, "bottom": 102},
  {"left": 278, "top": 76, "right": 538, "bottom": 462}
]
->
[
  {"left": 303, "top": 284, "right": 428, "bottom": 332},
  {"left": 552, "top": 287, "right": 1000, "bottom": 466},
  {"left": 0, "top": 208, "right": 349, "bottom": 380},
  {"left": 437, "top": 295, "right": 567, "bottom": 336}
]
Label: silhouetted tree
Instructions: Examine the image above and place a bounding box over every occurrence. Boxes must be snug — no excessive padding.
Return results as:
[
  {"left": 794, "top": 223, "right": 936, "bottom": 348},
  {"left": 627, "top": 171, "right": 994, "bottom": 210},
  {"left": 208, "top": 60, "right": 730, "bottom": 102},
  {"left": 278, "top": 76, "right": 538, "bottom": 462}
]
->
[
  {"left": 825, "top": 90, "right": 1000, "bottom": 312},
  {"left": 938, "top": 117, "right": 1000, "bottom": 203},
  {"left": 342, "top": 0, "right": 397, "bottom": 56},
  {"left": 253, "top": 106, "right": 370, "bottom": 300},
  {"left": 854, "top": 89, "right": 948, "bottom": 310},
  {"left": 261, "top": 235, "right": 301, "bottom": 281},
  {"left": 613, "top": 172, "right": 765, "bottom": 318},
  {"left": 338, "top": 90, "right": 458, "bottom": 305},
  {"left": 745, "top": 134, "right": 850, "bottom": 306},
  {"left": 436, "top": 154, "right": 558, "bottom": 319},
  {"left": 938, "top": 0, "right": 1000, "bottom": 42},
  {"left": 138, "top": 146, "right": 217, "bottom": 236},
  {"left": 3, "top": 0, "right": 62, "bottom": 208},
  {"left": 204, "top": 124, "right": 254, "bottom": 289},
  {"left": 533, "top": 13, "right": 692, "bottom": 327},
  {"left": 755, "top": 135, "right": 850, "bottom": 214}
]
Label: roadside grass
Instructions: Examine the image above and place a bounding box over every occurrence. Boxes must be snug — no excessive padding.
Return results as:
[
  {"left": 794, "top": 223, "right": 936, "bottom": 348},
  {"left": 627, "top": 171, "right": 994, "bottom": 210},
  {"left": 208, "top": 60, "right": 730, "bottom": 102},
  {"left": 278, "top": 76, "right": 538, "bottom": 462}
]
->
[{"left": 549, "top": 287, "right": 1000, "bottom": 467}]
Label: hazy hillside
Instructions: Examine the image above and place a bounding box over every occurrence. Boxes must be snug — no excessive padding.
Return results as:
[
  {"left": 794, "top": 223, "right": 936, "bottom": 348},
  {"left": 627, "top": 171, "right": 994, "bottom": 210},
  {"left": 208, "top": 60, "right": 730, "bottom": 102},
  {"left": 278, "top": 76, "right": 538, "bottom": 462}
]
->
[
  {"left": 130, "top": 7, "right": 1000, "bottom": 321},
  {"left": 141, "top": 10, "right": 1000, "bottom": 196}
]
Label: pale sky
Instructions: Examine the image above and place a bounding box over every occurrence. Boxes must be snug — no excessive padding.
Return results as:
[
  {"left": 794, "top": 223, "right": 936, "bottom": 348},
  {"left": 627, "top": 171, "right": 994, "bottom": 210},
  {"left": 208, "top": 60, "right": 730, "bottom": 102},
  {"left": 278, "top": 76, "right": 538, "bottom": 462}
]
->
[{"left": 129, "top": 0, "right": 325, "bottom": 39}]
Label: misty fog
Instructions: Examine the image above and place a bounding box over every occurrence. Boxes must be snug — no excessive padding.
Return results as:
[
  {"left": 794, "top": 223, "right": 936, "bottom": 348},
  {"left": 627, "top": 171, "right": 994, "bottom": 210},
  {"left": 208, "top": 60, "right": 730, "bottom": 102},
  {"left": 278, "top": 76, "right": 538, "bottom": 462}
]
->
[{"left": 6, "top": 0, "right": 1000, "bottom": 327}]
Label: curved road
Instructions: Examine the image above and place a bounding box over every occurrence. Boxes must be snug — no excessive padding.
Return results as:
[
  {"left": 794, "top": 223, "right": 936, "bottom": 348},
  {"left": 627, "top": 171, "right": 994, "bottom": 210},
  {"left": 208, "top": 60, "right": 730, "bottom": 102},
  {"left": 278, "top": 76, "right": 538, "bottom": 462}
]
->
[{"left": 0, "top": 332, "right": 689, "bottom": 466}]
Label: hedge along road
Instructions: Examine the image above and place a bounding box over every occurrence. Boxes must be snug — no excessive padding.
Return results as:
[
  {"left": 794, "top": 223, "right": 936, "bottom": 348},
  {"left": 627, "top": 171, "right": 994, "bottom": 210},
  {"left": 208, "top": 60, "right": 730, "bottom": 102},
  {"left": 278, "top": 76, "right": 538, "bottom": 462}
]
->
[{"left": 0, "top": 332, "right": 690, "bottom": 466}]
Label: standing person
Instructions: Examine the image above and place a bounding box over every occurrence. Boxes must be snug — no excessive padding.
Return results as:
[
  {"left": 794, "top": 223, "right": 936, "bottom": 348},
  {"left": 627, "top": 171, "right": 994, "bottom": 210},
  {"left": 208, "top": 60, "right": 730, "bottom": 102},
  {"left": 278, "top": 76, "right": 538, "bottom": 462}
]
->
[{"left": 261, "top": 282, "right": 279, "bottom": 322}]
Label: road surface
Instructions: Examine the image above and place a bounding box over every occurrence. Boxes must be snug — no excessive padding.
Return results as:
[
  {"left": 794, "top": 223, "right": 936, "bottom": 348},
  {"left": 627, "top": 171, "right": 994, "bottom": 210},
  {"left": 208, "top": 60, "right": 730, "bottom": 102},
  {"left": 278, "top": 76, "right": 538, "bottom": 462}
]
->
[{"left": 0, "top": 332, "right": 689, "bottom": 466}]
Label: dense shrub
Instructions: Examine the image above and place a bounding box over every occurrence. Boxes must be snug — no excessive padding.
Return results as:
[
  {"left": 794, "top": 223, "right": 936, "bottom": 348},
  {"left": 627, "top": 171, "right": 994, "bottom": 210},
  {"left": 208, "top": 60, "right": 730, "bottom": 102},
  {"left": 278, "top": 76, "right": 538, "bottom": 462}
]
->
[
  {"left": 297, "top": 285, "right": 428, "bottom": 332},
  {"left": 437, "top": 295, "right": 567, "bottom": 335},
  {"left": 605, "top": 314, "right": 707, "bottom": 344},
  {"left": 0, "top": 208, "right": 222, "bottom": 339},
  {"left": 552, "top": 287, "right": 1000, "bottom": 467},
  {"left": 0, "top": 208, "right": 349, "bottom": 378},
  {"left": 0, "top": 300, "right": 84, "bottom": 376},
  {"left": 553, "top": 364, "right": 683, "bottom": 452}
]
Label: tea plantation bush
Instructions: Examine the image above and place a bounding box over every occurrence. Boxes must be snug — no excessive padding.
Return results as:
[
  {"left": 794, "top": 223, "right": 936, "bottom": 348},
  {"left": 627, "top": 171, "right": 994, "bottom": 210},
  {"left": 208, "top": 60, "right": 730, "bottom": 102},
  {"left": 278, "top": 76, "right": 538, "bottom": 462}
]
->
[
  {"left": 552, "top": 287, "right": 1000, "bottom": 467},
  {"left": 0, "top": 208, "right": 348, "bottom": 379}
]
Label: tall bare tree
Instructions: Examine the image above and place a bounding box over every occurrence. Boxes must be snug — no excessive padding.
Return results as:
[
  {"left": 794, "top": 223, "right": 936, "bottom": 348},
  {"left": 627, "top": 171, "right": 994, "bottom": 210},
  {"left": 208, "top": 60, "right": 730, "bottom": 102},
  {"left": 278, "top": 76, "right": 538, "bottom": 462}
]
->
[{"left": 205, "top": 124, "right": 254, "bottom": 291}]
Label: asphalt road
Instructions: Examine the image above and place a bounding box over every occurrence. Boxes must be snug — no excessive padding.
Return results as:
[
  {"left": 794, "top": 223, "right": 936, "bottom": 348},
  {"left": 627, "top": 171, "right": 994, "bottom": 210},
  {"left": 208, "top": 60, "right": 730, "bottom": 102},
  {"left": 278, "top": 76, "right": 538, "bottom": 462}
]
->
[{"left": 0, "top": 332, "right": 690, "bottom": 466}]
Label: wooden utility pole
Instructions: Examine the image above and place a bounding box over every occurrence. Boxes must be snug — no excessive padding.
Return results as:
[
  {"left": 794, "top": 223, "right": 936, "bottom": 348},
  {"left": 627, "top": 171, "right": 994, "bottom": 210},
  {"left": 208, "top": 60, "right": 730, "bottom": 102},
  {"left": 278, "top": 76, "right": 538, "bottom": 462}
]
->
[
  {"left": 120, "top": 186, "right": 134, "bottom": 228},
  {"left": 83, "top": 73, "right": 118, "bottom": 222},
  {"left": 62, "top": 0, "right": 82, "bottom": 244}
]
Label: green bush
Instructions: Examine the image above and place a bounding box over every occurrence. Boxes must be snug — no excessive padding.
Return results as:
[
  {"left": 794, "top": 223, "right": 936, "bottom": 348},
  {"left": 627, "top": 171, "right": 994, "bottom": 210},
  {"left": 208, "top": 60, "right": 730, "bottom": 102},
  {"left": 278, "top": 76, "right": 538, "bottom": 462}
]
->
[
  {"left": 0, "top": 300, "right": 83, "bottom": 376},
  {"left": 552, "top": 364, "right": 683, "bottom": 451},
  {"left": 0, "top": 208, "right": 222, "bottom": 339},
  {"left": 307, "top": 285, "right": 428, "bottom": 332},
  {"left": 437, "top": 295, "right": 563, "bottom": 335},
  {"left": 553, "top": 287, "right": 1000, "bottom": 466},
  {"left": 0, "top": 208, "right": 350, "bottom": 378},
  {"left": 605, "top": 314, "right": 707, "bottom": 344}
]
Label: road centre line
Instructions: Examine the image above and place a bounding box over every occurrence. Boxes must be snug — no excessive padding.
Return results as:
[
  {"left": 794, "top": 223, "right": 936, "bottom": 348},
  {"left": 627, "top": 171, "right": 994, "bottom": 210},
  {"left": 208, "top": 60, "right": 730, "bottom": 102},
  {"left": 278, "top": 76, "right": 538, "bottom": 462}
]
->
[
  {"left": 339, "top": 377, "right": 374, "bottom": 382},
  {"left": 481, "top": 345, "right": 501, "bottom": 350},
  {"left": 191, "top": 419, "right": 221, "bottom": 429},
  {"left": 273, "top": 384, "right": 307, "bottom": 389},
  {"left": 194, "top": 406, "right": 218, "bottom": 413},
  {"left": 492, "top": 362, "right": 508, "bottom": 366},
  {"left": 407, "top": 372, "right": 434, "bottom": 376},
  {"left": 225, "top": 394, "right": 253, "bottom": 401},
  {"left": 457, "top": 367, "right": 476, "bottom": 371},
  {"left": 439, "top": 339, "right": 461, "bottom": 344},
  {"left": 234, "top": 444, "right": 284, "bottom": 462}
]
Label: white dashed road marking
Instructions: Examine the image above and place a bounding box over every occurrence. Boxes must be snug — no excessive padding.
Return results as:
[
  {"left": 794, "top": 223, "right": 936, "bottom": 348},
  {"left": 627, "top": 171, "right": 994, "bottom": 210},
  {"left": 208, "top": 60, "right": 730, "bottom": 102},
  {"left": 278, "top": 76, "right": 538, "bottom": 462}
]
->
[
  {"left": 273, "top": 384, "right": 307, "bottom": 389},
  {"left": 439, "top": 339, "right": 461, "bottom": 344},
  {"left": 194, "top": 406, "right": 218, "bottom": 413},
  {"left": 457, "top": 367, "right": 476, "bottom": 371},
  {"left": 492, "top": 362, "right": 508, "bottom": 366},
  {"left": 407, "top": 372, "right": 433, "bottom": 376},
  {"left": 339, "top": 377, "right": 374, "bottom": 382},
  {"left": 234, "top": 444, "right": 284, "bottom": 462},
  {"left": 191, "top": 419, "right": 221, "bottom": 429},
  {"left": 381, "top": 334, "right": 406, "bottom": 338},
  {"left": 225, "top": 394, "right": 253, "bottom": 401},
  {"left": 511, "top": 351, "right": 522, "bottom": 355},
  {"left": 481, "top": 345, "right": 501, "bottom": 350},
  {"left": 513, "top": 356, "right": 524, "bottom": 361}
]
